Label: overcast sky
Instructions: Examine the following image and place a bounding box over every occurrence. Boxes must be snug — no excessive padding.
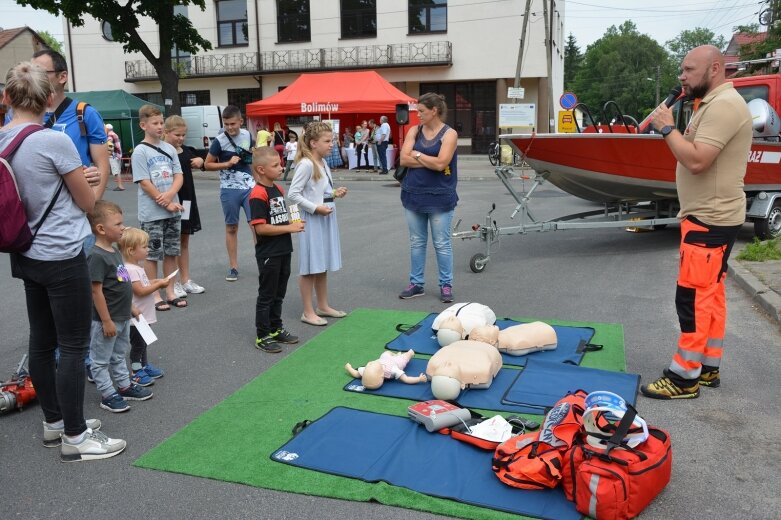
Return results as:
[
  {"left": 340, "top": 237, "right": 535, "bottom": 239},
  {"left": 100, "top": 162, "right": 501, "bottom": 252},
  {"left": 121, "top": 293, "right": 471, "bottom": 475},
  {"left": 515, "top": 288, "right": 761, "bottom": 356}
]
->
[
  {"left": 0, "top": 0, "right": 768, "bottom": 55},
  {"left": 565, "top": 0, "right": 765, "bottom": 49}
]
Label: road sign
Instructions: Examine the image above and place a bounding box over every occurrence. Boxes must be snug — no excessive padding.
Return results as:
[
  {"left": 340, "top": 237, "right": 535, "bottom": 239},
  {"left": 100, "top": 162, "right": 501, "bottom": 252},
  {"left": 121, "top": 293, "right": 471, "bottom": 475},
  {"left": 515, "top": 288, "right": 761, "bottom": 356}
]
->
[
  {"left": 560, "top": 92, "right": 577, "bottom": 110},
  {"left": 507, "top": 87, "right": 525, "bottom": 99},
  {"left": 558, "top": 110, "right": 577, "bottom": 133}
]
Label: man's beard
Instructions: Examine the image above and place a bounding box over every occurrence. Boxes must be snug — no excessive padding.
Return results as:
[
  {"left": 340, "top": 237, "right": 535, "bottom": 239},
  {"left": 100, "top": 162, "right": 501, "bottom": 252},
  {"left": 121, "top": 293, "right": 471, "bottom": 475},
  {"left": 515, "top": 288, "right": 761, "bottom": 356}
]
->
[{"left": 687, "top": 78, "right": 710, "bottom": 99}]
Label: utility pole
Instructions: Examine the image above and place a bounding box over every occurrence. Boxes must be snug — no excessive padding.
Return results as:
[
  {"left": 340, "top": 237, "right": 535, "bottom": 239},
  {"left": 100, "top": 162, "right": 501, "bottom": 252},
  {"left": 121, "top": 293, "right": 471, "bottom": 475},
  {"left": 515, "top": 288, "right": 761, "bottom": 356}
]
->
[
  {"left": 514, "top": 0, "right": 533, "bottom": 88},
  {"left": 543, "top": 0, "right": 554, "bottom": 132}
]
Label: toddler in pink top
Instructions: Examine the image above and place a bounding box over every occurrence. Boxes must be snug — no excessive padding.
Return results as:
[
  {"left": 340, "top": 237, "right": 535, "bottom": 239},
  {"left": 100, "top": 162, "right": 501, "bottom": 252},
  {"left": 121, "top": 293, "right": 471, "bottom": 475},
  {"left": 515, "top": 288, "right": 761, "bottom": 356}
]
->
[{"left": 118, "top": 228, "right": 171, "bottom": 387}]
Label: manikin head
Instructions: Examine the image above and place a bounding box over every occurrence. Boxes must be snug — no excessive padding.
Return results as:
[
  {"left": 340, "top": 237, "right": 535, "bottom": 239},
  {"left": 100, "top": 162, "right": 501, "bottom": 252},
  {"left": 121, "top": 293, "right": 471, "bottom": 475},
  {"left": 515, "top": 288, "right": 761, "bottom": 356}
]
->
[
  {"left": 469, "top": 324, "right": 500, "bottom": 346},
  {"left": 361, "top": 361, "right": 385, "bottom": 390},
  {"left": 437, "top": 315, "right": 464, "bottom": 347},
  {"left": 430, "top": 364, "right": 464, "bottom": 400}
]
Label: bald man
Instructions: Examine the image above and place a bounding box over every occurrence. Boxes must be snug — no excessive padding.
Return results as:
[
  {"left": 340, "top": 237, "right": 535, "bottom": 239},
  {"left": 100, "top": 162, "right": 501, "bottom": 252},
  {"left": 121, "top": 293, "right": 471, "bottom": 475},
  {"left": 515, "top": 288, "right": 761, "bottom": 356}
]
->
[{"left": 642, "top": 45, "right": 752, "bottom": 399}]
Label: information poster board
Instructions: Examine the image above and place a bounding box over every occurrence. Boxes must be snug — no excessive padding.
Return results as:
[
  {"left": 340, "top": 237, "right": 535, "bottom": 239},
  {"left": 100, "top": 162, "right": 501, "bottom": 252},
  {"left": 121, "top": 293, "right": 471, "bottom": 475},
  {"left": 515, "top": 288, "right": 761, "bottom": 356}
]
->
[{"left": 499, "top": 104, "right": 535, "bottom": 129}]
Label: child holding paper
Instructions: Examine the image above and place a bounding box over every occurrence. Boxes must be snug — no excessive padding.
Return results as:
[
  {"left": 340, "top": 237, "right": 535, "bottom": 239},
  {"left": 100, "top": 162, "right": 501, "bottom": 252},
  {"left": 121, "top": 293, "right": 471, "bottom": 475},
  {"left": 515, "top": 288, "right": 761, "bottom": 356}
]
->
[{"left": 118, "top": 227, "right": 170, "bottom": 385}]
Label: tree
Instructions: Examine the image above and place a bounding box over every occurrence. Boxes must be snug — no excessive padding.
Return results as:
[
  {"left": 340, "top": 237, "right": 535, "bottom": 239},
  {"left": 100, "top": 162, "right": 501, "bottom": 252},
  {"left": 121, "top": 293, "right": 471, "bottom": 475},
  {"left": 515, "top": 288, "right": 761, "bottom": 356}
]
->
[
  {"left": 563, "top": 33, "right": 582, "bottom": 91},
  {"left": 665, "top": 28, "right": 726, "bottom": 63},
  {"left": 732, "top": 21, "right": 781, "bottom": 76},
  {"left": 37, "top": 29, "right": 63, "bottom": 54},
  {"left": 570, "top": 21, "right": 677, "bottom": 122},
  {"left": 17, "top": 0, "right": 213, "bottom": 116}
]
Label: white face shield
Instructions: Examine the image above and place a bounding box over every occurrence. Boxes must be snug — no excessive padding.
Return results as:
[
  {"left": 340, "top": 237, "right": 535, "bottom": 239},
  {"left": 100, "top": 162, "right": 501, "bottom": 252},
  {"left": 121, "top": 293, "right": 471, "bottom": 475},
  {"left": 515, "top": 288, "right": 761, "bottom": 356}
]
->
[{"left": 582, "top": 391, "right": 649, "bottom": 448}]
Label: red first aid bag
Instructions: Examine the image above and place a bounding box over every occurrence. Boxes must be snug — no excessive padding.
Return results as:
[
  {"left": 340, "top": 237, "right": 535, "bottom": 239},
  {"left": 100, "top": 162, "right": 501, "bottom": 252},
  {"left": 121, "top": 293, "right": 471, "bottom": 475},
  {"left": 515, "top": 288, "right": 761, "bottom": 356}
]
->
[
  {"left": 561, "top": 403, "right": 672, "bottom": 520},
  {"left": 492, "top": 390, "right": 587, "bottom": 490}
]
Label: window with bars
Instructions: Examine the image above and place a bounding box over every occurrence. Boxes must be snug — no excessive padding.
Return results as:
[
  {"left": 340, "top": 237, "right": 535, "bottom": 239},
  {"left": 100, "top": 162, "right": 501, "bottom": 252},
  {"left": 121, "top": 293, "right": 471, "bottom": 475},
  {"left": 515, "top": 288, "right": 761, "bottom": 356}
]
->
[
  {"left": 277, "top": 0, "right": 311, "bottom": 43},
  {"left": 228, "top": 88, "right": 262, "bottom": 111},
  {"left": 340, "top": 0, "right": 376, "bottom": 39},
  {"left": 217, "top": 0, "right": 249, "bottom": 47},
  {"left": 420, "top": 81, "right": 496, "bottom": 153},
  {"left": 409, "top": 0, "right": 447, "bottom": 34}
]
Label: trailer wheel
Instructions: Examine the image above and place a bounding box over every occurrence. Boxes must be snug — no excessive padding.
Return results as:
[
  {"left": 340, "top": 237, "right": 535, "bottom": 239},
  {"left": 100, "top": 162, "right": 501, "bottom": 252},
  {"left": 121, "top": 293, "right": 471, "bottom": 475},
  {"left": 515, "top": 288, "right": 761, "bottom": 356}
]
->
[
  {"left": 470, "top": 254, "right": 488, "bottom": 273},
  {"left": 754, "top": 200, "right": 781, "bottom": 240}
]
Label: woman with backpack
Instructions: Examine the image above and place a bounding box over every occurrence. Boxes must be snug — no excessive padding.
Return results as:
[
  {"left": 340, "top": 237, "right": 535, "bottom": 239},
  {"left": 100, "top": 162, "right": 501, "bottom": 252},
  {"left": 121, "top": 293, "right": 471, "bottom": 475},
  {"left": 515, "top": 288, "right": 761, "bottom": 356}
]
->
[{"left": 0, "top": 61, "right": 126, "bottom": 461}]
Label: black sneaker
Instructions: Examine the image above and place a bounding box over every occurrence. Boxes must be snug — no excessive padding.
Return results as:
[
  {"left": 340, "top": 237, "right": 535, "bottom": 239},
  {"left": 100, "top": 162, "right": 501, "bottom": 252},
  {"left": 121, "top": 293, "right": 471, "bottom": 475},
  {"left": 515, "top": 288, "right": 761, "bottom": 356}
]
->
[
  {"left": 255, "top": 335, "right": 282, "bottom": 353},
  {"left": 118, "top": 383, "right": 153, "bottom": 401},
  {"left": 399, "top": 283, "right": 425, "bottom": 299},
  {"left": 272, "top": 328, "right": 299, "bottom": 344}
]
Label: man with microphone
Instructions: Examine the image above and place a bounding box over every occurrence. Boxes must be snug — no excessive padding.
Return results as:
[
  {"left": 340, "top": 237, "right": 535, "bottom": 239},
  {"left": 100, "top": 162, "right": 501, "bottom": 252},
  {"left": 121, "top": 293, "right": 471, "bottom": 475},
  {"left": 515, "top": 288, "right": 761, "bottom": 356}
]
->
[{"left": 641, "top": 45, "right": 752, "bottom": 400}]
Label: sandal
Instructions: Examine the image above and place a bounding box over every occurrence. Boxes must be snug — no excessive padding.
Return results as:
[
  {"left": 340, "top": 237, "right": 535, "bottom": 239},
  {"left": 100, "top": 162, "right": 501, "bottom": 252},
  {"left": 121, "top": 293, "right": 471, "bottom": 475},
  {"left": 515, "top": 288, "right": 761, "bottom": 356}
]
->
[
  {"left": 112, "top": 187, "right": 125, "bottom": 191},
  {"left": 167, "top": 297, "right": 187, "bottom": 308},
  {"left": 155, "top": 301, "right": 170, "bottom": 311}
]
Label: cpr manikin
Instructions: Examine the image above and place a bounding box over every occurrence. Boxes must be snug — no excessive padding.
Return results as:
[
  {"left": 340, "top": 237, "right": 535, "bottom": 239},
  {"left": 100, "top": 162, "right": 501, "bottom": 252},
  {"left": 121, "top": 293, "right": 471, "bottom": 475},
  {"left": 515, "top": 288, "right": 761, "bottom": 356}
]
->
[
  {"left": 432, "top": 303, "right": 497, "bottom": 347},
  {"left": 426, "top": 340, "right": 503, "bottom": 400},
  {"left": 345, "top": 349, "right": 427, "bottom": 390},
  {"left": 497, "top": 322, "right": 558, "bottom": 356}
]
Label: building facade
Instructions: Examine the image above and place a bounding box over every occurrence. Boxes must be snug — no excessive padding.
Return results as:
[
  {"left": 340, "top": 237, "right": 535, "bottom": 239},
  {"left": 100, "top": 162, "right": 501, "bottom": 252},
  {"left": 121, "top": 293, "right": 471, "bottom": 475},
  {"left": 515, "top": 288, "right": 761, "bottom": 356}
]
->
[{"left": 63, "top": 0, "right": 565, "bottom": 153}]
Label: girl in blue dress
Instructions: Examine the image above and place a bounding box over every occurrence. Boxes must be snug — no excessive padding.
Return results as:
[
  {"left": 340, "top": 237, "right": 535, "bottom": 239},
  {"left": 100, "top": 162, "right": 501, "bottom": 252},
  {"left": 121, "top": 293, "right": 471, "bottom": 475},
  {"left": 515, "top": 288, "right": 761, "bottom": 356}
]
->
[{"left": 288, "top": 122, "right": 349, "bottom": 326}]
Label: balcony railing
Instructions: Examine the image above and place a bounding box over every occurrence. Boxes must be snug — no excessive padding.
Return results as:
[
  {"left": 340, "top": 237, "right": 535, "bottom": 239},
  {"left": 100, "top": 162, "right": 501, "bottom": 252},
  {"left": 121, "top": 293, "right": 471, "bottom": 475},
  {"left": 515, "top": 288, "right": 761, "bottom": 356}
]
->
[{"left": 125, "top": 40, "right": 452, "bottom": 81}]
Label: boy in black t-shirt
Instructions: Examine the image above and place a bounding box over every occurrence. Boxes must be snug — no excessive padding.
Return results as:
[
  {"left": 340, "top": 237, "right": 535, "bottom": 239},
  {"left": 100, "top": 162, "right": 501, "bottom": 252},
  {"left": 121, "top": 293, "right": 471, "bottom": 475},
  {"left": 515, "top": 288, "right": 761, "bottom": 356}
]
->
[{"left": 249, "top": 147, "right": 306, "bottom": 353}]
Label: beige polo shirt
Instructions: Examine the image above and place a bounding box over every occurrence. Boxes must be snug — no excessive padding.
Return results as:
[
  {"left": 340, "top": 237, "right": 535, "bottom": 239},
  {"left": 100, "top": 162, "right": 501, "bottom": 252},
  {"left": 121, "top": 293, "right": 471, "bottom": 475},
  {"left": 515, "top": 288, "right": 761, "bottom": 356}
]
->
[{"left": 676, "top": 82, "right": 752, "bottom": 226}]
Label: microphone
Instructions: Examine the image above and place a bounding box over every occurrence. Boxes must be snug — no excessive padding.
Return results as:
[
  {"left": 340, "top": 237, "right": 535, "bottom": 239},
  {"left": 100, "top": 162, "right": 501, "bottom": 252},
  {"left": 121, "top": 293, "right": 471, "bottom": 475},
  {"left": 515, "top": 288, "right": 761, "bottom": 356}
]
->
[
  {"left": 661, "top": 85, "right": 683, "bottom": 108},
  {"left": 639, "top": 86, "right": 685, "bottom": 133}
]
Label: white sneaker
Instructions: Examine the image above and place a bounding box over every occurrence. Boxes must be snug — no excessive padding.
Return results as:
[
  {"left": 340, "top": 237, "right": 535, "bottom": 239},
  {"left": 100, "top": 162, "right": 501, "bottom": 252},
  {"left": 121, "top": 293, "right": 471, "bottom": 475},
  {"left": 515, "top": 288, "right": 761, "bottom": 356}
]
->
[
  {"left": 173, "top": 282, "right": 188, "bottom": 299},
  {"left": 182, "top": 279, "right": 205, "bottom": 294},
  {"left": 43, "top": 418, "right": 102, "bottom": 447},
  {"left": 60, "top": 428, "right": 126, "bottom": 462}
]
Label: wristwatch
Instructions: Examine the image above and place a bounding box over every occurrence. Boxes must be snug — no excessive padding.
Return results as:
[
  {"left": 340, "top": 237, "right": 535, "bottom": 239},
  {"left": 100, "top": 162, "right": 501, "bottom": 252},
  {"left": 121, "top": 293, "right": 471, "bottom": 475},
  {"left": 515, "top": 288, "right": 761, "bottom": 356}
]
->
[
  {"left": 415, "top": 152, "right": 422, "bottom": 161},
  {"left": 660, "top": 125, "right": 675, "bottom": 137}
]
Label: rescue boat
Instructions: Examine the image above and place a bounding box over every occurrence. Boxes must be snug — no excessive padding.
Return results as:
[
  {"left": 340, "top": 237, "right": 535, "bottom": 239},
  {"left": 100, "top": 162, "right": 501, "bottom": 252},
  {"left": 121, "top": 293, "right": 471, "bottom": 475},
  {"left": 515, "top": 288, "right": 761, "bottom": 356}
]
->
[{"left": 503, "top": 131, "right": 781, "bottom": 203}]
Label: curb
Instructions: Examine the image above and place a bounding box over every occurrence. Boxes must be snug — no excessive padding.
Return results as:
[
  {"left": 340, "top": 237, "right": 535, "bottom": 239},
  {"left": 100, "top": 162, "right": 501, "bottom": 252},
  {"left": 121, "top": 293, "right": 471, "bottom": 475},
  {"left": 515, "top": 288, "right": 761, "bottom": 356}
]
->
[{"left": 728, "top": 260, "right": 781, "bottom": 325}]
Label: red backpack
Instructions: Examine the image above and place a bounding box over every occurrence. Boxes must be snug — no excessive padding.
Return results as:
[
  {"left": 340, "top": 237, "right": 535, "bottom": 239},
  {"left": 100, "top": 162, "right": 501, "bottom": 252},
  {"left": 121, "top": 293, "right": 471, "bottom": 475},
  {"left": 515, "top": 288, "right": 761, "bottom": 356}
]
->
[
  {"left": 0, "top": 125, "right": 61, "bottom": 253},
  {"left": 492, "top": 390, "right": 587, "bottom": 490}
]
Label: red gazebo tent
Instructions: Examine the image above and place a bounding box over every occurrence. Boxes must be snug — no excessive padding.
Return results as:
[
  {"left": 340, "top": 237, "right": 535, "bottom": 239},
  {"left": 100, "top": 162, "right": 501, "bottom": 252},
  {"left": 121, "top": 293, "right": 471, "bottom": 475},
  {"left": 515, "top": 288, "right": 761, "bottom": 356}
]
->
[{"left": 246, "top": 70, "right": 417, "bottom": 118}]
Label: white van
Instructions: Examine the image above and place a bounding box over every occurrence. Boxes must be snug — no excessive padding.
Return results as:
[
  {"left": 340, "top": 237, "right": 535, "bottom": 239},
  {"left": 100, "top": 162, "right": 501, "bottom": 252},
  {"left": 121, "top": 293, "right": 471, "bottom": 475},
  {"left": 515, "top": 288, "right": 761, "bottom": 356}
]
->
[{"left": 181, "top": 105, "right": 224, "bottom": 155}]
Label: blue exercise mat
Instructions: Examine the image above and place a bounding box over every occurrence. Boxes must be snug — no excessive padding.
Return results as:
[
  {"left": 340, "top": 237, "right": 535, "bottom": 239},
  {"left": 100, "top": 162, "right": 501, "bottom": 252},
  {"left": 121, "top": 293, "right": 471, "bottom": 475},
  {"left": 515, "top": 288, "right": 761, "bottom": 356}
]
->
[
  {"left": 385, "top": 313, "right": 597, "bottom": 367},
  {"left": 502, "top": 358, "right": 641, "bottom": 413},
  {"left": 271, "top": 407, "right": 581, "bottom": 520},
  {"left": 344, "top": 358, "right": 544, "bottom": 415}
]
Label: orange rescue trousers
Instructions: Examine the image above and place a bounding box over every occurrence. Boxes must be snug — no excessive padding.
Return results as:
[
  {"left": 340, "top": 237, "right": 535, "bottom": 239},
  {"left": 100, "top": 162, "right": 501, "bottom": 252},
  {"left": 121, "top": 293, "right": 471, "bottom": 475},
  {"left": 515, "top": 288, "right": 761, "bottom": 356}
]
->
[{"left": 670, "top": 216, "right": 741, "bottom": 385}]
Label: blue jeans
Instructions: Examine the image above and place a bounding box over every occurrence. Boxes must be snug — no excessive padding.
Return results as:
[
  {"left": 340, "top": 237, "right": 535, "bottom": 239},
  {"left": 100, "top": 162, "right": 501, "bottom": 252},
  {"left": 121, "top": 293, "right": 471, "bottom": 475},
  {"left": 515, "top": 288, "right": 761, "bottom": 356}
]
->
[
  {"left": 11, "top": 252, "right": 91, "bottom": 436},
  {"left": 89, "top": 319, "right": 132, "bottom": 399},
  {"left": 377, "top": 142, "right": 389, "bottom": 172},
  {"left": 404, "top": 208, "right": 454, "bottom": 288}
]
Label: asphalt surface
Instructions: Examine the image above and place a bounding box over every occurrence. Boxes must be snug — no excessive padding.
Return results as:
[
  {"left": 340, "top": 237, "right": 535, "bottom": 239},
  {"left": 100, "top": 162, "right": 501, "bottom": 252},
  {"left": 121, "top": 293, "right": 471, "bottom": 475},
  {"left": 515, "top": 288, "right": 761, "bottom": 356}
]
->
[{"left": 1, "top": 165, "right": 780, "bottom": 519}]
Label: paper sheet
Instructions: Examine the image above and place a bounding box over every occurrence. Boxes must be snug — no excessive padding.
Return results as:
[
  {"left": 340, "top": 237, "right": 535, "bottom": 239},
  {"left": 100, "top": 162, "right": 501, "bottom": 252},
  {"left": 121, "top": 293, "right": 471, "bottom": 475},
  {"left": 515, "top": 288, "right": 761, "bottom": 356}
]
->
[
  {"left": 166, "top": 269, "right": 179, "bottom": 281},
  {"left": 131, "top": 315, "right": 157, "bottom": 345},
  {"left": 181, "top": 200, "right": 191, "bottom": 220}
]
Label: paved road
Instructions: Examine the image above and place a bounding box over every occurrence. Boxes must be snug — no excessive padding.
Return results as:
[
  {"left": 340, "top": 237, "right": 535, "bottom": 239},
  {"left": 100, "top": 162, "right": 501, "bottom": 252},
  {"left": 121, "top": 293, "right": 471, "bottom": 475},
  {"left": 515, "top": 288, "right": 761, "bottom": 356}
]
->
[{"left": 1, "top": 176, "right": 779, "bottom": 519}]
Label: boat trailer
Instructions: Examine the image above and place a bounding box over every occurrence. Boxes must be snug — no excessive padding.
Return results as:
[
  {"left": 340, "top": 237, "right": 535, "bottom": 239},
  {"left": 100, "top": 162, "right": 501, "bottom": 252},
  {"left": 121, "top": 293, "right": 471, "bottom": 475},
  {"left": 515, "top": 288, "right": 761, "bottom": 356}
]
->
[{"left": 452, "top": 165, "right": 681, "bottom": 273}]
